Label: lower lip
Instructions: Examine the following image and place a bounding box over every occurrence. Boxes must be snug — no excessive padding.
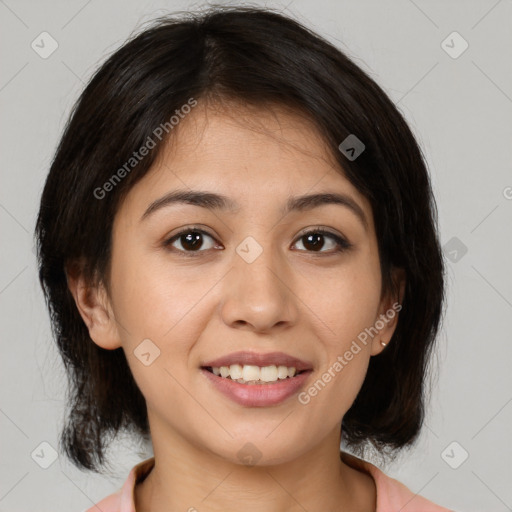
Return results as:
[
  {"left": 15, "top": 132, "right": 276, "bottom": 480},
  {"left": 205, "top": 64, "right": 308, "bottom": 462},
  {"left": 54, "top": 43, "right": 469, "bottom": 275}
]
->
[{"left": 200, "top": 368, "right": 312, "bottom": 407}]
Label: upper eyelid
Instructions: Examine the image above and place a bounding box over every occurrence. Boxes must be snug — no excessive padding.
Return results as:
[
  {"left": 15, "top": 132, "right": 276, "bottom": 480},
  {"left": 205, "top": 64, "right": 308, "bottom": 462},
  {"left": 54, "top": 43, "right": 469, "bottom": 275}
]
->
[
  {"left": 166, "top": 226, "right": 349, "bottom": 248},
  {"left": 168, "top": 226, "right": 344, "bottom": 240}
]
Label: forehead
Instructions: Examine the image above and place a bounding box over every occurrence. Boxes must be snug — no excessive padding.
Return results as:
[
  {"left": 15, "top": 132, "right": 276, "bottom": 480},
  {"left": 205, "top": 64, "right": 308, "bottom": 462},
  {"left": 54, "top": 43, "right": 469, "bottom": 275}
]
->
[
  {"left": 162, "top": 101, "right": 339, "bottom": 178},
  {"left": 118, "top": 100, "right": 372, "bottom": 221}
]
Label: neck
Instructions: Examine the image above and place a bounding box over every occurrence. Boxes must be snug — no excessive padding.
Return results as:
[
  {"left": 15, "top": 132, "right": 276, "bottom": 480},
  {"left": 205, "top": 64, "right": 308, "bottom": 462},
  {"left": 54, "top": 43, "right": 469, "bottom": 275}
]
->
[{"left": 134, "top": 421, "right": 376, "bottom": 512}]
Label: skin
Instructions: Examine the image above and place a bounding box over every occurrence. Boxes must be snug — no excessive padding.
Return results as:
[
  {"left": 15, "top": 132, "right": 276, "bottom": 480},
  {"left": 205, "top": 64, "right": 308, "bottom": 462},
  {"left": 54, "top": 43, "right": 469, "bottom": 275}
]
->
[{"left": 68, "top": 100, "right": 404, "bottom": 512}]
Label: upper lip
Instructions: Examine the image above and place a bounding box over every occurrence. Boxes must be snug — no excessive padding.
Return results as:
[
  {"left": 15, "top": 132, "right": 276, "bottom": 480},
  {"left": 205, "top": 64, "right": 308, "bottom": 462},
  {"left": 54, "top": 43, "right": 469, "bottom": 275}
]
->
[{"left": 201, "top": 351, "right": 313, "bottom": 372}]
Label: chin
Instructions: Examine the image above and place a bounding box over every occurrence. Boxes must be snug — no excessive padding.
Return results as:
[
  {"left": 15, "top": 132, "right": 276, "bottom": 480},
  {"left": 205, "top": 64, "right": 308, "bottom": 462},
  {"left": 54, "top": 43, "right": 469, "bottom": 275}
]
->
[{"left": 205, "top": 433, "right": 306, "bottom": 467}]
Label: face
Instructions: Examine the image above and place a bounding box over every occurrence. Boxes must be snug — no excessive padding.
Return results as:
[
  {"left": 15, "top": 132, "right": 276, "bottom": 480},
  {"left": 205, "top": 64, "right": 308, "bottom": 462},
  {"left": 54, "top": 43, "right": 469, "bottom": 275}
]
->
[{"left": 73, "top": 101, "right": 401, "bottom": 466}]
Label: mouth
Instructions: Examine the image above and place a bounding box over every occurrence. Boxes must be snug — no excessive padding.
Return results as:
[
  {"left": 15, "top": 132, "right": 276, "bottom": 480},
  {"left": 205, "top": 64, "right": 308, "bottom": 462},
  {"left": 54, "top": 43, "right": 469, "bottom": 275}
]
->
[
  {"left": 199, "top": 351, "right": 314, "bottom": 406},
  {"left": 201, "top": 365, "right": 312, "bottom": 385},
  {"left": 201, "top": 350, "right": 313, "bottom": 375}
]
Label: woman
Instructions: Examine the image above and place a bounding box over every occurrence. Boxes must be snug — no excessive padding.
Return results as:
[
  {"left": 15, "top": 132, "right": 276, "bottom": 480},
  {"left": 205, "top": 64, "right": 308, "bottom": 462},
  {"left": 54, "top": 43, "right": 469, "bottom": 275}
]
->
[{"left": 35, "top": 6, "right": 451, "bottom": 511}]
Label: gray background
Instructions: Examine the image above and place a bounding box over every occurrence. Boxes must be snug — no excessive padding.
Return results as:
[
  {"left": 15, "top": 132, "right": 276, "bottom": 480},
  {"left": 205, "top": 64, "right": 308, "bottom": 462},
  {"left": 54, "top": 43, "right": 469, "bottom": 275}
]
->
[{"left": 1, "top": 0, "right": 511, "bottom": 511}]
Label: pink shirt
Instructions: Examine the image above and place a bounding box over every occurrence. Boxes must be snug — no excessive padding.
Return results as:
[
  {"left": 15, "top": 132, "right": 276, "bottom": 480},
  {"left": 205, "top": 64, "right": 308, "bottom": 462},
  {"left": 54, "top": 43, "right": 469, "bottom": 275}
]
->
[{"left": 86, "top": 452, "right": 454, "bottom": 511}]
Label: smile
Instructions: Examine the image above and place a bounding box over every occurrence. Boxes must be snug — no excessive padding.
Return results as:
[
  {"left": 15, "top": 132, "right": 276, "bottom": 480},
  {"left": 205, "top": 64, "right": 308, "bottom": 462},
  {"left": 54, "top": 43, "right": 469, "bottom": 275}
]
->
[{"left": 204, "top": 364, "right": 307, "bottom": 384}]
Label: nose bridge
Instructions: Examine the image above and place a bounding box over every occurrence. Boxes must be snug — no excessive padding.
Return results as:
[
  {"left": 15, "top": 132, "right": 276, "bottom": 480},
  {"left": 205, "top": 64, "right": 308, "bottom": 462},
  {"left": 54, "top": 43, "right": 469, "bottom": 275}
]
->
[{"left": 220, "top": 233, "right": 298, "bottom": 331}]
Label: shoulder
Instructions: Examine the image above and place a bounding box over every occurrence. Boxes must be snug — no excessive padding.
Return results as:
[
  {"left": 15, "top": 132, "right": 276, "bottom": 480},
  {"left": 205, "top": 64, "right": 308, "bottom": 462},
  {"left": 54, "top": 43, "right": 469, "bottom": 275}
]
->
[
  {"left": 84, "top": 458, "right": 155, "bottom": 512},
  {"left": 84, "top": 488, "right": 122, "bottom": 512},
  {"left": 341, "top": 451, "right": 455, "bottom": 512}
]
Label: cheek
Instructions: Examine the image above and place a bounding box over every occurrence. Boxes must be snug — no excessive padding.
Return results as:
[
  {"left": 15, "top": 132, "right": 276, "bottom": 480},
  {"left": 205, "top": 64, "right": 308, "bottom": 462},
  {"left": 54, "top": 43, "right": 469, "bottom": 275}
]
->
[
  {"left": 299, "top": 258, "right": 380, "bottom": 408},
  {"left": 109, "top": 247, "right": 222, "bottom": 389},
  {"left": 109, "top": 249, "right": 212, "bottom": 409},
  {"left": 311, "top": 258, "right": 381, "bottom": 346},
  {"left": 110, "top": 244, "right": 211, "bottom": 341}
]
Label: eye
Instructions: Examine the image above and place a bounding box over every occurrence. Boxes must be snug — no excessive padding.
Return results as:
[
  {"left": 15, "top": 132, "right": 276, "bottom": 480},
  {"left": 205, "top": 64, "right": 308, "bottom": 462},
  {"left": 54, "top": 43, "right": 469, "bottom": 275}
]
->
[
  {"left": 163, "top": 226, "right": 351, "bottom": 257},
  {"left": 292, "top": 228, "right": 352, "bottom": 254},
  {"left": 163, "top": 227, "right": 221, "bottom": 256}
]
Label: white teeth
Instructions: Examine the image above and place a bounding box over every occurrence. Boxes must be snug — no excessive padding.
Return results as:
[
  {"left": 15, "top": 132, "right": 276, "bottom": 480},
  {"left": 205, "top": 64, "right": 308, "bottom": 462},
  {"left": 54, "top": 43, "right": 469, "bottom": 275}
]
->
[
  {"left": 229, "top": 364, "right": 243, "bottom": 380},
  {"left": 278, "top": 366, "right": 289, "bottom": 379},
  {"left": 260, "top": 365, "right": 278, "bottom": 382},
  {"left": 210, "top": 364, "right": 298, "bottom": 383},
  {"left": 242, "top": 364, "right": 261, "bottom": 382}
]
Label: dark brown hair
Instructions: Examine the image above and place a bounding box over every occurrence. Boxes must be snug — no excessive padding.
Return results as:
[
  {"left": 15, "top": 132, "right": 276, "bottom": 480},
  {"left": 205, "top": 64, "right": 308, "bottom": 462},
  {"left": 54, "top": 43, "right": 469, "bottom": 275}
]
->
[{"left": 35, "top": 5, "right": 445, "bottom": 473}]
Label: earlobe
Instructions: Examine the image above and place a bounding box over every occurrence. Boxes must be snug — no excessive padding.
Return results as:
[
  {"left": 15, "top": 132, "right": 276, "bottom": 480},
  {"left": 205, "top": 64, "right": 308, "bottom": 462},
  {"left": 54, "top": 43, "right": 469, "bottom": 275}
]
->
[
  {"left": 372, "top": 268, "right": 406, "bottom": 356},
  {"left": 66, "top": 264, "right": 122, "bottom": 350}
]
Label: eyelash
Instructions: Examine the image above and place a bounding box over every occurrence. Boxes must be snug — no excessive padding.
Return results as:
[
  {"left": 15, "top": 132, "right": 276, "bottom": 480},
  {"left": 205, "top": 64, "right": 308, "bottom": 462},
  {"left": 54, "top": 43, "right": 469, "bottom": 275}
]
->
[{"left": 162, "top": 226, "right": 352, "bottom": 258}]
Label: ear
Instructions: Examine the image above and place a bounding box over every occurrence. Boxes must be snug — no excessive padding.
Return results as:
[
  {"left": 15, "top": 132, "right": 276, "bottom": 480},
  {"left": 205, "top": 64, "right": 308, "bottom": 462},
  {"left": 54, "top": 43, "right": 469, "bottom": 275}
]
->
[
  {"left": 370, "top": 267, "right": 406, "bottom": 356},
  {"left": 66, "top": 262, "right": 122, "bottom": 350}
]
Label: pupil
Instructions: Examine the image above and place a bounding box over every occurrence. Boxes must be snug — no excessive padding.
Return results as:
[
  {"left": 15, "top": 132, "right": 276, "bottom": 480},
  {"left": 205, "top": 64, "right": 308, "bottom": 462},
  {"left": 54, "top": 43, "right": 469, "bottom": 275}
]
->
[
  {"left": 180, "top": 233, "right": 325, "bottom": 252},
  {"left": 304, "top": 233, "right": 323, "bottom": 251},
  {"left": 182, "top": 232, "right": 202, "bottom": 251}
]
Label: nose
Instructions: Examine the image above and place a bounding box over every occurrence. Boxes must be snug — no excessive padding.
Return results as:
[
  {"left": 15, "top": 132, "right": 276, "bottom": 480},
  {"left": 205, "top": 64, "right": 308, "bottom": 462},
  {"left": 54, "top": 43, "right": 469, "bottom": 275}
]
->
[{"left": 219, "top": 243, "right": 299, "bottom": 334}]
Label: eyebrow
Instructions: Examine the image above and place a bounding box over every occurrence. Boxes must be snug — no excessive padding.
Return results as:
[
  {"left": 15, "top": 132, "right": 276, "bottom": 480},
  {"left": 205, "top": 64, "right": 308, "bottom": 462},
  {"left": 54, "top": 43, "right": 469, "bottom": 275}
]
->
[{"left": 141, "top": 189, "right": 368, "bottom": 229}]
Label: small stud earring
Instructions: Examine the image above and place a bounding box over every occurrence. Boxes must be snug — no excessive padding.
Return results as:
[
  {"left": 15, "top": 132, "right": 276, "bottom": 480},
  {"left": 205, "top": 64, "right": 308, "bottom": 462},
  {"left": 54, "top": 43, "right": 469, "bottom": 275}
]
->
[{"left": 380, "top": 340, "right": 387, "bottom": 347}]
